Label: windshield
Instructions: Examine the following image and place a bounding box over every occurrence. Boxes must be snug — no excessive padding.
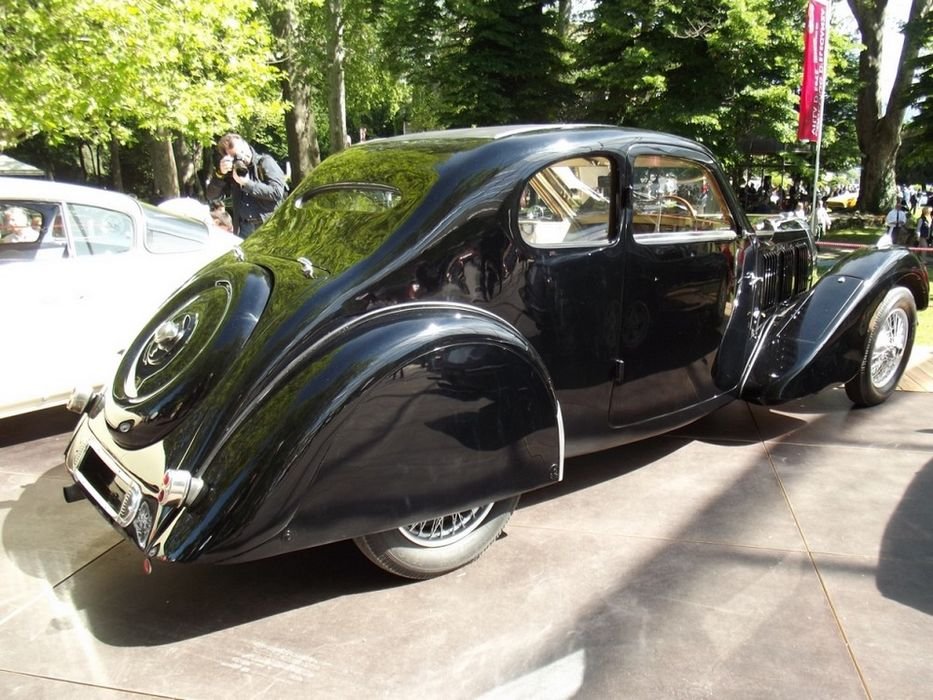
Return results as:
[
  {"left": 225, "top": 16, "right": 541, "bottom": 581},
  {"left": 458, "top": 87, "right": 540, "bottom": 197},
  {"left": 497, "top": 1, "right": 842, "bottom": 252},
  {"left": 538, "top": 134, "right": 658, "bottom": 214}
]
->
[{"left": 243, "top": 144, "right": 453, "bottom": 272}]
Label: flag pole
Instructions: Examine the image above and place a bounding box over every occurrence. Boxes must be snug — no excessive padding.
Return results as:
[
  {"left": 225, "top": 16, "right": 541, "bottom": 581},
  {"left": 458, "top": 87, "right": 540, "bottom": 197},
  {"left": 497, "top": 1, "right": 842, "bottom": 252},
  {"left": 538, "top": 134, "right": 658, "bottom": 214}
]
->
[{"left": 807, "top": 0, "right": 831, "bottom": 240}]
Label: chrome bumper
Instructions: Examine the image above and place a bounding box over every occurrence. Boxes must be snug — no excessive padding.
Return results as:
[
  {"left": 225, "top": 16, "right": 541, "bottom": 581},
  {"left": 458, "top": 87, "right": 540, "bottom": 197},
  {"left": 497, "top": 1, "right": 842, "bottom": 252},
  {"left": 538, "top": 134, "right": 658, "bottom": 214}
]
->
[{"left": 65, "top": 412, "right": 167, "bottom": 549}]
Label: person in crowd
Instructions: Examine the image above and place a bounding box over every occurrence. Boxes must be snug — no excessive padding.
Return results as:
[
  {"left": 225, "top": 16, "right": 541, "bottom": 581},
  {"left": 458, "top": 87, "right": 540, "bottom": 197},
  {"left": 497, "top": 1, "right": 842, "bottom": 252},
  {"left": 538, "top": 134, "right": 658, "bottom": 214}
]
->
[
  {"left": 205, "top": 133, "right": 286, "bottom": 238},
  {"left": 884, "top": 199, "right": 913, "bottom": 246},
  {"left": 211, "top": 209, "right": 235, "bottom": 233},
  {"left": 815, "top": 199, "right": 831, "bottom": 240},
  {"left": 917, "top": 206, "right": 932, "bottom": 247},
  {"left": 0, "top": 207, "right": 39, "bottom": 243}
]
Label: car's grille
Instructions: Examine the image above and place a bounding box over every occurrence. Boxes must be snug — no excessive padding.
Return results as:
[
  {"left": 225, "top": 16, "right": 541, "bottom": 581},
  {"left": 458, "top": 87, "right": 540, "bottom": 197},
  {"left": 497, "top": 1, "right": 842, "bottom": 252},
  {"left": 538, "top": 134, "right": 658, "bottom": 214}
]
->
[{"left": 758, "top": 241, "right": 812, "bottom": 310}]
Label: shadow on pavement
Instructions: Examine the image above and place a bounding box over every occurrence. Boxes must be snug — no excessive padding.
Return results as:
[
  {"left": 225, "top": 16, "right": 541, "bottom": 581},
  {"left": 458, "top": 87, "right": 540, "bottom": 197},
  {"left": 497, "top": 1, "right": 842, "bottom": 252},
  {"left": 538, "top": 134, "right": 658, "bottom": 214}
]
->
[
  {"left": 877, "top": 457, "right": 933, "bottom": 615},
  {"left": 11, "top": 399, "right": 806, "bottom": 648},
  {"left": 6, "top": 388, "right": 925, "bottom": 667},
  {"left": 518, "top": 435, "right": 685, "bottom": 508},
  {"left": 0, "top": 406, "right": 77, "bottom": 447},
  {"left": 62, "top": 540, "right": 406, "bottom": 646}
]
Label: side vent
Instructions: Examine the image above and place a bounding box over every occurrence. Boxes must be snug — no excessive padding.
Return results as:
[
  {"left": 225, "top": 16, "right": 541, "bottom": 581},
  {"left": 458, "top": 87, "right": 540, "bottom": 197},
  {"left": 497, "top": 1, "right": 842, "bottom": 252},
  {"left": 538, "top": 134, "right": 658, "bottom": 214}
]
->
[{"left": 758, "top": 241, "right": 812, "bottom": 311}]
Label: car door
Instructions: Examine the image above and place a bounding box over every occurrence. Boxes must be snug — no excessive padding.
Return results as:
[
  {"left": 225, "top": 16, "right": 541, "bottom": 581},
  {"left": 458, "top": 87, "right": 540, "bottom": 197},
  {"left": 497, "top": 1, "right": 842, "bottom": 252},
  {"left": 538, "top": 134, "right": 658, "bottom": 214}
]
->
[
  {"left": 0, "top": 197, "right": 141, "bottom": 413},
  {"left": 608, "top": 147, "right": 740, "bottom": 427},
  {"left": 510, "top": 153, "right": 627, "bottom": 444}
]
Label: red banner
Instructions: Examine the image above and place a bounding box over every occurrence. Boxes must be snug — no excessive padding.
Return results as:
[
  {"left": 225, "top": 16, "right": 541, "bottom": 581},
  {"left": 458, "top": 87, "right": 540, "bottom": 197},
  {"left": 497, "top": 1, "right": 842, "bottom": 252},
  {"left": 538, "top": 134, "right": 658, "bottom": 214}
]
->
[{"left": 797, "top": 0, "right": 830, "bottom": 142}]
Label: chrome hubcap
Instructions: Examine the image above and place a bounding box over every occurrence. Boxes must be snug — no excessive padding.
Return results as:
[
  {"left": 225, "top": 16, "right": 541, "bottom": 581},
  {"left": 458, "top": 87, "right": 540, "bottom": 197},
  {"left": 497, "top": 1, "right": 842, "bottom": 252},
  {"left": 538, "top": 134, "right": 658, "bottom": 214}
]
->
[
  {"left": 399, "top": 503, "right": 495, "bottom": 548},
  {"left": 870, "top": 308, "right": 909, "bottom": 388}
]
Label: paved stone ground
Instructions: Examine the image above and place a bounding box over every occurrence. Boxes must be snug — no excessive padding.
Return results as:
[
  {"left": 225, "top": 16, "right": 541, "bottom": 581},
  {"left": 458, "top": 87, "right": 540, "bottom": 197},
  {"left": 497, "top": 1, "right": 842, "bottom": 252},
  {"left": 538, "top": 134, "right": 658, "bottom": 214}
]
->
[
  {"left": 0, "top": 378, "right": 931, "bottom": 698},
  {"left": 900, "top": 345, "right": 933, "bottom": 392}
]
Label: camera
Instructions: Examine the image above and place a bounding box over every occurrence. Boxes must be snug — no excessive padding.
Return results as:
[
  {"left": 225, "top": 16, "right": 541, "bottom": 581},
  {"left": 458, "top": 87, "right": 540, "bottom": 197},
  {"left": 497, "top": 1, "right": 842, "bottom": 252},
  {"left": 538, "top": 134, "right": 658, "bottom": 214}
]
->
[{"left": 232, "top": 157, "right": 249, "bottom": 177}]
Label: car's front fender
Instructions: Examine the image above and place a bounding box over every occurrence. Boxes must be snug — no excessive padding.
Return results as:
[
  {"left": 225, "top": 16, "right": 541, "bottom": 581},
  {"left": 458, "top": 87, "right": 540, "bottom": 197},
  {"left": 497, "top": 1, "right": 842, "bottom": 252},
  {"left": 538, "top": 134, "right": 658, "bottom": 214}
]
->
[
  {"left": 156, "top": 302, "right": 563, "bottom": 563},
  {"left": 740, "top": 247, "right": 928, "bottom": 404}
]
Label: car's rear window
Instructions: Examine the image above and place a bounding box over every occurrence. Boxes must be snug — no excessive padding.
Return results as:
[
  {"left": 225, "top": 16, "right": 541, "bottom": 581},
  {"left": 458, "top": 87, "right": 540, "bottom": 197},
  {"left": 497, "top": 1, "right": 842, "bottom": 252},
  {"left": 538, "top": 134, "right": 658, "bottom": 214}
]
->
[
  {"left": 143, "top": 204, "right": 209, "bottom": 253},
  {"left": 299, "top": 184, "right": 402, "bottom": 214},
  {"left": 243, "top": 144, "right": 451, "bottom": 272}
]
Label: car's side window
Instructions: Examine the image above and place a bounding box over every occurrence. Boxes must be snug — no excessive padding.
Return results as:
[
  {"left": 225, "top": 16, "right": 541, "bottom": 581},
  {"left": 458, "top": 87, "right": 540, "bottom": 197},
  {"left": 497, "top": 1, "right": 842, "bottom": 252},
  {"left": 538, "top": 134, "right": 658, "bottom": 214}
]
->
[
  {"left": 0, "top": 202, "right": 69, "bottom": 262},
  {"left": 631, "top": 155, "right": 734, "bottom": 240},
  {"left": 67, "top": 204, "right": 133, "bottom": 256},
  {"left": 518, "top": 155, "right": 613, "bottom": 247}
]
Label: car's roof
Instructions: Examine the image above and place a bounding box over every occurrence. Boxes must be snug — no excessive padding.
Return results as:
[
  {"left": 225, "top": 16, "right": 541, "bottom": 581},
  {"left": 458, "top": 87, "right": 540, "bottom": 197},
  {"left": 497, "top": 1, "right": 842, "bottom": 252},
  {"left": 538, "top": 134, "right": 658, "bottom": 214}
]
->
[
  {"left": 0, "top": 176, "right": 142, "bottom": 213},
  {"left": 369, "top": 124, "right": 613, "bottom": 142},
  {"left": 366, "top": 123, "right": 710, "bottom": 154}
]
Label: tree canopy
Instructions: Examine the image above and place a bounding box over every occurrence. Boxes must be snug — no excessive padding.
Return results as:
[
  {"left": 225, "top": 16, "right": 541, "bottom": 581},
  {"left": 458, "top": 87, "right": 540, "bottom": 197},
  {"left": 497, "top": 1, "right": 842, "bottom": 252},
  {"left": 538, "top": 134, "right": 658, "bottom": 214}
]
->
[
  {"left": 0, "top": 0, "right": 282, "bottom": 150},
  {"left": 1, "top": 0, "right": 926, "bottom": 208}
]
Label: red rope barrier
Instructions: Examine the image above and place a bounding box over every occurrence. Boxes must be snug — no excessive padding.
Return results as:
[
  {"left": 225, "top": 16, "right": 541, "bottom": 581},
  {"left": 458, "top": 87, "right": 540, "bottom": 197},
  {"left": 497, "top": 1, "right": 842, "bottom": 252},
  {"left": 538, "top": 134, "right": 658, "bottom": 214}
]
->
[{"left": 816, "top": 240, "right": 932, "bottom": 255}]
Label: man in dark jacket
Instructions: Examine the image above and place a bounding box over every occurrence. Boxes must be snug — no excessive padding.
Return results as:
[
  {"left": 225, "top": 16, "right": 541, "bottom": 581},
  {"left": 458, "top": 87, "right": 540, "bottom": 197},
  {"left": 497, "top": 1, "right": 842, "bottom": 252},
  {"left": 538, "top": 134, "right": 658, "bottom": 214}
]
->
[{"left": 206, "top": 133, "right": 287, "bottom": 238}]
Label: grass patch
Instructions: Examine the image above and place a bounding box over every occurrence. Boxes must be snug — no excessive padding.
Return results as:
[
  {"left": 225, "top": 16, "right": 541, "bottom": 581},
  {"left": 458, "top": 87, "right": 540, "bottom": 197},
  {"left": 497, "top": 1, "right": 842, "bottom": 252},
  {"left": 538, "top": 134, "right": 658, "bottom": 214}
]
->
[{"left": 820, "top": 223, "right": 933, "bottom": 347}]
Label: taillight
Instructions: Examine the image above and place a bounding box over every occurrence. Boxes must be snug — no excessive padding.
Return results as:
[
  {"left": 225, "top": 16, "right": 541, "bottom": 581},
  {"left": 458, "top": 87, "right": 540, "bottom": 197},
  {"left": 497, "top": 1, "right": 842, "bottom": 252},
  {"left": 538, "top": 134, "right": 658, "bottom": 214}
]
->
[{"left": 157, "top": 470, "right": 204, "bottom": 508}]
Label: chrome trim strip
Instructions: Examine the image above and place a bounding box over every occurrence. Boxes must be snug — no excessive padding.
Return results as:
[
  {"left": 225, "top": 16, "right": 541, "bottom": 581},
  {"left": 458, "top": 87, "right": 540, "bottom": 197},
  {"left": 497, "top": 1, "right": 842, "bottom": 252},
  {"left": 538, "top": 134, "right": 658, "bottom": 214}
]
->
[
  {"left": 633, "top": 231, "right": 738, "bottom": 246},
  {"left": 556, "top": 400, "right": 565, "bottom": 482},
  {"left": 73, "top": 434, "right": 146, "bottom": 528}
]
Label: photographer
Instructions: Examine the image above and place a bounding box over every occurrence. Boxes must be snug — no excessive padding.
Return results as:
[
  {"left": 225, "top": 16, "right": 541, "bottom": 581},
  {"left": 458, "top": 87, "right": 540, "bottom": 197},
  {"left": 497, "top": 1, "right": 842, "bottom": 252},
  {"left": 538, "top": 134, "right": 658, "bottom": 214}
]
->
[{"left": 206, "top": 133, "right": 287, "bottom": 238}]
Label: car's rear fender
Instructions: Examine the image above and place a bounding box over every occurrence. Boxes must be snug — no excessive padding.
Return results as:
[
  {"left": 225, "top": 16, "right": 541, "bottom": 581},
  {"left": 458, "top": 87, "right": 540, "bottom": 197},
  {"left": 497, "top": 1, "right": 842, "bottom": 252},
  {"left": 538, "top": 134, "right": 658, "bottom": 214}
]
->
[
  {"left": 156, "top": 302, "right": 563, "bottom": 563},
  {"left": 740, "top": 247, "right": 928, "bottom": 404}
]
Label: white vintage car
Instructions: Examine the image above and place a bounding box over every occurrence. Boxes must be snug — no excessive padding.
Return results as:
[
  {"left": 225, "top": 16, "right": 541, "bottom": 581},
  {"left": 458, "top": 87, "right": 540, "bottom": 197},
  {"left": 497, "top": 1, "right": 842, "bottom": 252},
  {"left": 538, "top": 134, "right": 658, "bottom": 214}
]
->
[{"left": 0, "top": 177, "right": 240, "bottom": 418}]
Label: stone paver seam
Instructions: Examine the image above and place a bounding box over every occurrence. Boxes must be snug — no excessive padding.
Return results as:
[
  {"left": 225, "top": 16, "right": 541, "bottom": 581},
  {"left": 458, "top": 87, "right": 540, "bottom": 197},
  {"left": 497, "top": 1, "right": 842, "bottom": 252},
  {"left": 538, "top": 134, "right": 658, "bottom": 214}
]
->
[
  {"left": 51, "top": 541, "right": 124, "bottom": 591},
  {"left": 749, "top": 401, "right": 874, "bottom": 700},
  {"left": 0, "top": 543, "right": 126, "bottom": 630},
  {"left": 0, "top": 669, "right": 179, "bottom": 699}
]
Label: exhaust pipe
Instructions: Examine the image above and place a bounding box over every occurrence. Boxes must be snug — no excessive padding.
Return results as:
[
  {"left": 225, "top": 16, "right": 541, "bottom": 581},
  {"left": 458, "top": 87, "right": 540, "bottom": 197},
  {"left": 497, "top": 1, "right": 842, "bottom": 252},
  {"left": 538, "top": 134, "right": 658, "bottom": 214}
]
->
[{"left": 63, "top": 482, "right": 87, "bottom": 503}]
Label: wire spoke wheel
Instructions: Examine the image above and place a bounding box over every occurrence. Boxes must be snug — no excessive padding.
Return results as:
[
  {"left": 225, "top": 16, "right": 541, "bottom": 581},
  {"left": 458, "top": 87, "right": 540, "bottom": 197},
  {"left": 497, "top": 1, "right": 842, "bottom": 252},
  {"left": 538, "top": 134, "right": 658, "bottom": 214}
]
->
[
  {"left": 846, "top": 287, "right": 916, "bottom": 407},
  {"left": 870, "top": 307, "right": 908, "bottom": 389},
  {"left": 354, "top": 496, "right": 519, "bottom": 579},
  {"left": 399, "top": 503, "right": 495, "bottom": 548}
]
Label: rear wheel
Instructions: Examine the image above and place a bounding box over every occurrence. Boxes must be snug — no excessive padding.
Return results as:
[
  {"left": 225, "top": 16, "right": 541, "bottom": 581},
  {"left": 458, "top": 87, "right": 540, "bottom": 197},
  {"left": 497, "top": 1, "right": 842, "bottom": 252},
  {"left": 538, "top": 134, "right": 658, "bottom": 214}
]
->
[
  {"left": 845, "top": 287, "right": 916, "bottom": 407},
  {"left": 354, "top": 496, "right": 520, "bottom": 579}
]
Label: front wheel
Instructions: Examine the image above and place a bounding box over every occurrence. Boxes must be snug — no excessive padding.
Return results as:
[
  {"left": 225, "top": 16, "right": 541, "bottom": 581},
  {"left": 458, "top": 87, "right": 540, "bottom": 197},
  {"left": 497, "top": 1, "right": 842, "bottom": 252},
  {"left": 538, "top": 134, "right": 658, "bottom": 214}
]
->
[
  {"left": 845, "top": 286, "right": 916, "bottom": 407},
  {"left": 354, "top": 496, "right": 520, "bottom": 579}
]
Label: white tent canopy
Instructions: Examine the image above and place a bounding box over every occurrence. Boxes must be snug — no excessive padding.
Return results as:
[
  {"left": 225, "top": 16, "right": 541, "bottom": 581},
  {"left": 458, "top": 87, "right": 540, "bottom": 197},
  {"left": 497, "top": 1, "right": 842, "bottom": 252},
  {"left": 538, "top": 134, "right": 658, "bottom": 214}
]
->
[{"left": 0, "top": 155, "right": 45, "bottom": 178}]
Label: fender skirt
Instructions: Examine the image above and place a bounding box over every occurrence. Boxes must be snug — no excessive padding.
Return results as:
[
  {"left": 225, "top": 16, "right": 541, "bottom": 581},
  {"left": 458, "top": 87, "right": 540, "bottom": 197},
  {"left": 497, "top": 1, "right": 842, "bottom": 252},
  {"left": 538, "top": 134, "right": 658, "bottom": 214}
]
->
[
  {"left": 740, "top": 247, "right": 928, "bottom": 405},
  {"left": 158, "top": 303, "right": 563, "bottom": 564}
]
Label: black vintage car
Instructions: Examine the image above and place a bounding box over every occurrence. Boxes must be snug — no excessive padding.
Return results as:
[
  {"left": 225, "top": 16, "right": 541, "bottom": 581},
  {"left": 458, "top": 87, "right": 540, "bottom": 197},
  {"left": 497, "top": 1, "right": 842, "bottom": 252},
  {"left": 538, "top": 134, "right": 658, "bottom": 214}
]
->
[{"left": 63, "top": 125, "right": 928, "bottom": 579}]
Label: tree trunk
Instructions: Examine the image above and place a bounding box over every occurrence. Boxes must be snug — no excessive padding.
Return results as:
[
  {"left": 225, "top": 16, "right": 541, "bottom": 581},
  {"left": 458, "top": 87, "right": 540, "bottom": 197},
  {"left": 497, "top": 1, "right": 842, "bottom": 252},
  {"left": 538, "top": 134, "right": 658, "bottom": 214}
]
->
[
  {"left": 268, "top": 1, "right": 320, "bottom": 185},
  {"left": 326, "top": 0, "right": 348, "bottom": 154},
  {"left": 557, "top": 0, "right": 572, "bottom": 38},
  {"left": 110, "top": 135, "right": 124, "bottom": 192},
  {"left": 285, "top": 77, "right": 320, "bottom": 184},
  {"left": 150, "top": 130, "right": 180, "bottom": 201},
  {"left": 847, "top": 0, "right": 931, "bottom": 213},
  {"left": 77, "top": 142, "right": 88, "bottom": 182},
  {"left": 173, "top": 136, "right": 200, "bottom": 197},
  {"left": 858, "top": 125, "right": 899, "bottom": 211}
]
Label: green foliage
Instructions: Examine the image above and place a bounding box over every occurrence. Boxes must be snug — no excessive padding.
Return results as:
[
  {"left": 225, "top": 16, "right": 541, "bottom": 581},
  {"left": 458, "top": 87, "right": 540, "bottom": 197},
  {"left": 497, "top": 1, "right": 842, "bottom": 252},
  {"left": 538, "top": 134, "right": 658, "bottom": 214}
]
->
[
  {"left": 2, "top": 0, "right": 881, "bottom": 191},
  {"left": 819, "top": 24, "right": 861, "bottom": 172},
  {"left": 435, "top": 0, "right": 572, "bottom": 126},
  {"left": 374, "top": 0, "right": 572, "bottom": 129},
  {"left": 574, "top": 0, "right": 859, "bottom": 174},
  {"left": 899, "top": 9, "right": 933, "bottom": 181},
  {"left": 0, "top": 0, "right": 283, "bottom": 150}
]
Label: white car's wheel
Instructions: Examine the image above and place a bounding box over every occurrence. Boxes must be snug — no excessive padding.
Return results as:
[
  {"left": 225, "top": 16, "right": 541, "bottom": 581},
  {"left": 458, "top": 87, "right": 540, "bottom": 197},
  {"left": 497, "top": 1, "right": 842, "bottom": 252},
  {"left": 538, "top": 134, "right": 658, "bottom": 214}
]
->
[
  {"left": 354, "top": 496, "right": 519, "bottom": 579},
  {"left": 845, "top": 287, "right": 916, "bottom": 407}
]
